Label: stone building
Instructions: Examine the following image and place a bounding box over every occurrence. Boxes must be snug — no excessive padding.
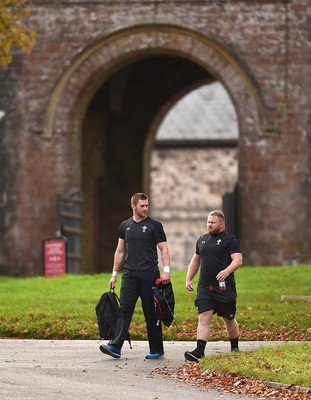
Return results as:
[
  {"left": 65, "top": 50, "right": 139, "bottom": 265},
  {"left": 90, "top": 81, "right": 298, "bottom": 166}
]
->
[
  {"left": 151, "top": 82, "right": 239, "bottom": 268},
  {"left": 0, "top": 0, "right": 310, "bottom": 275}
]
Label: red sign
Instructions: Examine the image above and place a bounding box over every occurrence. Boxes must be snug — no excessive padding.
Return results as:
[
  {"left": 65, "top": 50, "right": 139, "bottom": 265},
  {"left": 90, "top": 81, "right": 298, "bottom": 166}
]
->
[{"left": 43, "top": 237, "right": 67, "bottom": 277}]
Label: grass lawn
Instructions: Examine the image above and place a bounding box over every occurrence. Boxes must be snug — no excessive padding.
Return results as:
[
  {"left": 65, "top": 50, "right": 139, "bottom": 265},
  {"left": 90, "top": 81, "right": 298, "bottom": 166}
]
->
[
  {"left": 200, "top": 342, "right": 311, "bottom": 388},
  {"left": 0, "top": 265, "right": 310, "bottom": 388}
]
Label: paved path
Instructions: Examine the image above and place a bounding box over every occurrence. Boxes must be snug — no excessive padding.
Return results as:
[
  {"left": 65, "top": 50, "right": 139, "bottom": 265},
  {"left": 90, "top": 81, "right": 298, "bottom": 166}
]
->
[{"left": 0, "top": 339, "right": 288, "bottom": 400}]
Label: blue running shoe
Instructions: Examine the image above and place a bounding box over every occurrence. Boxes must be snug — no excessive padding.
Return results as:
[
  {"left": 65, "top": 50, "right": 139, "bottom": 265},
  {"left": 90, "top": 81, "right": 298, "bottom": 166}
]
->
[
  {"left": 99, "top": 344, "right": 121, "bottom": 359},
  {"left": 145, "top": 351, "right": 164, "bottom": 359}
]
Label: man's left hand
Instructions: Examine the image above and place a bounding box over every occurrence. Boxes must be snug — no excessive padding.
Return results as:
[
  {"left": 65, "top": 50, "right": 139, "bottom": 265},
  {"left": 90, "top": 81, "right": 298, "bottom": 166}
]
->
[{"left": 162, "top": 271, "right": 170, "bottom": 284}]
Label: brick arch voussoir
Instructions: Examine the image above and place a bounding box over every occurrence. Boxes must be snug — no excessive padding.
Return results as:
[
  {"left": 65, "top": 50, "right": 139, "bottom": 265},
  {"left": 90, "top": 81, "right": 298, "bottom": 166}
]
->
[{"left": 44, "top": 23, "right": 266, "bottom": 141}]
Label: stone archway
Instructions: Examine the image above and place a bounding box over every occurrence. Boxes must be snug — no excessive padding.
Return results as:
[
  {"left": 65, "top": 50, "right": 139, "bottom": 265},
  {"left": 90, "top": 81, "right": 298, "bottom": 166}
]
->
[
  {"left": 43, "top": 22, "right": 266, "bottom": 272},
  {"left": 44, "top": 22, "right": 265, "bottom": 140}
]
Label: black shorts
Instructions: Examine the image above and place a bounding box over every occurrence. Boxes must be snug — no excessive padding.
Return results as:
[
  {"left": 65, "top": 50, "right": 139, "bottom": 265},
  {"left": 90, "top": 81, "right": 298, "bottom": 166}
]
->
[{"left": 195, "top": 297, "right": 236, "bottom": 320}]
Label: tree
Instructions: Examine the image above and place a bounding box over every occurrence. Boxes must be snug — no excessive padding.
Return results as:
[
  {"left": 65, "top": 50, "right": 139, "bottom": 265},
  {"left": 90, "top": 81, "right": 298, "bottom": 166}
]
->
[{"left": 0, "top": 1, "right": 36, "bottom": 68}]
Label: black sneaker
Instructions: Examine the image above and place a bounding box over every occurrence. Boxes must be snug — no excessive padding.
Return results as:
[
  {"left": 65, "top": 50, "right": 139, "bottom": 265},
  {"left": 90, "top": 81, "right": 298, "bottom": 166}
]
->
[{"left": 184, "top": 349, "right": 203, "bottom": 363}]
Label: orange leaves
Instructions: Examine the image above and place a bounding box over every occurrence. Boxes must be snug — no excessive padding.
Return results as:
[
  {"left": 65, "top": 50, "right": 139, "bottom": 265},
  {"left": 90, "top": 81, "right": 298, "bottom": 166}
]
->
[
  {"left": 0, "top": 0, "right": 36, "bottom": 68},
  {"left": 154, "top": 364, "right": 311, "bottom": 400}
]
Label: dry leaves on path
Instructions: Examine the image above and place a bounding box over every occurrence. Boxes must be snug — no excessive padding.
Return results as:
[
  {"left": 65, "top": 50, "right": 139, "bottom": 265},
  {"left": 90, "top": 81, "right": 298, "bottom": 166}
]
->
[{"left": 153, "top": 364, "right": 311, "bottom": 400}]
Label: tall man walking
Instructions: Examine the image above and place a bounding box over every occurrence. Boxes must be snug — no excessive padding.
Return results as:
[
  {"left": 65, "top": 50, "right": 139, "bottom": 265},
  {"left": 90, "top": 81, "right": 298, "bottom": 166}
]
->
[
  {"left": 100, "top": 193, "right": 171, "bottom": 359},
  {"left": 185, "top": 210, "right": 243, "bottom": 362}
]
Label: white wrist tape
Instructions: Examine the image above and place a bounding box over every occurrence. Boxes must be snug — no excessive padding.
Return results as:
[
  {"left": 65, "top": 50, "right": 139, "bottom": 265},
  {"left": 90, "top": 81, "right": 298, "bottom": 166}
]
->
[
  {"left": 112, "top": 270, "right": 118, "bottom": 277},
  {"left": 163, "top": 266, "right": 170, "bottom": 273}
]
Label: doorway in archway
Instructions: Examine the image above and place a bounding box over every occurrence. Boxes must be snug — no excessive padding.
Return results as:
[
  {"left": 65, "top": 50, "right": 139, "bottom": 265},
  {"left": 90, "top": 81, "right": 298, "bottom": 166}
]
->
[
  {"left": 150, "top": 82, "right": 239, "bottom": 269},
  {"left": 80, "top": 56, "right": 238, "bottom": 273}
]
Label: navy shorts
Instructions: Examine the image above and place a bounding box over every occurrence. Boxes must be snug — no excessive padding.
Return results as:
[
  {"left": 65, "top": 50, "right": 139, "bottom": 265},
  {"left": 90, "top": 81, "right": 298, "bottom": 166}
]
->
[
  {"left": 195, "top": 298, "right": 236, "bottom": 320},
  {"left": 195, "top": 284, "right": 237, "bottom": 320}
]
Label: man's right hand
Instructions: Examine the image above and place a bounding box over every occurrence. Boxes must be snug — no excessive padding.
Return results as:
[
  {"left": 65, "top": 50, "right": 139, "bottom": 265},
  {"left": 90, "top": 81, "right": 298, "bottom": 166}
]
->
[
  {"left": 186, "top": 280, "right": 193, "bottom": 291},
  {"left": 110, "top": 276, "right": 117, "bottom": 289}
]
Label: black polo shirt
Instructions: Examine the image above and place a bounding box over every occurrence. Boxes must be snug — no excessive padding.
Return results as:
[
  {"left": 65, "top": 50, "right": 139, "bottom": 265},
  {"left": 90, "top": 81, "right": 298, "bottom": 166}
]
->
[
  {"left": 118, "top": 216, "right": 167, "bottom": 271},
  {"left": 196, "top": 231, "right": 241, "bottom": 300}
]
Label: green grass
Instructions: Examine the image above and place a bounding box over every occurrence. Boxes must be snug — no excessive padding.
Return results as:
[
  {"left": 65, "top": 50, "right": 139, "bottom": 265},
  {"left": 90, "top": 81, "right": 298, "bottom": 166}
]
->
[
  {"left": 200, "top": 342, "right": 311, "bottom": 388},
  {"left": 236, "top": 265, "right": 311, "bottom": 341},
  {"left": 0, "top": 265, "right": 310, "bottom": 340},
  {"left": 0, "top": 265, "right": 310, "bottom": 388}
]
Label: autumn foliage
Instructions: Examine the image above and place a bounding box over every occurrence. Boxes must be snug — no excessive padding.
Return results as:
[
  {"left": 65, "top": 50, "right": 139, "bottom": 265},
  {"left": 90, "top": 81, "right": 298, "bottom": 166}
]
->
[
  {"left": 0, "top": 0, "right": 36, "bottom": 68},
  {"left": 155, "top": 364, "right": 311, "bottom": 400}
]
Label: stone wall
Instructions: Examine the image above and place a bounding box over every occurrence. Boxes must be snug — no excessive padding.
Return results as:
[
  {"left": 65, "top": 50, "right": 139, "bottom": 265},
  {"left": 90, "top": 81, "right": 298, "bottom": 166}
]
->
[
  {"left": 151, "top": 147, "right": 238, "bottom": 267},
  {"left": 0, "top": 0, "right": 311, "bottom": 274}
]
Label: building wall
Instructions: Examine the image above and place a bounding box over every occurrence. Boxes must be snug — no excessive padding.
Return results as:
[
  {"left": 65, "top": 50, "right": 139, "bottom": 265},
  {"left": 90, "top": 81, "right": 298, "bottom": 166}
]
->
[
  {"left": 0, "top": 0, "right": 310, "bottom": 274},
  {"left": 151, "top": 147, "right": 238, "bottom": 268}
]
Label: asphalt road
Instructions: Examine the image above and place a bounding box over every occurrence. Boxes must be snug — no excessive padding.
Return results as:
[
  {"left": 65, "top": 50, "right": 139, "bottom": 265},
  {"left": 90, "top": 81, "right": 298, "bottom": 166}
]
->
[{"left": 0, "top": 339, "right": 288, "bottom": 400}]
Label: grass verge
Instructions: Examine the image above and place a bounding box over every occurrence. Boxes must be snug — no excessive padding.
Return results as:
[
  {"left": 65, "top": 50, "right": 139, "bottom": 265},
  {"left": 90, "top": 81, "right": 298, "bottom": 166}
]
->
[
  {"left": 0, "top": 265, "right": 310, "bottom": 389},
  {"left": 200, "top": 342, "right": 311, "bottom": 388}
]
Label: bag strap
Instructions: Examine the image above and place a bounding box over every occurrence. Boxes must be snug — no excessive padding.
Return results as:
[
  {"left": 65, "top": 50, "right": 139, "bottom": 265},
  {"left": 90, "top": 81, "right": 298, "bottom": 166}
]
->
[
  {"left": 163, "top": 291, "right": 179, "bottom": 331},
  {"left": 109, "top": 288, "right": 132, "bottom": 349}
]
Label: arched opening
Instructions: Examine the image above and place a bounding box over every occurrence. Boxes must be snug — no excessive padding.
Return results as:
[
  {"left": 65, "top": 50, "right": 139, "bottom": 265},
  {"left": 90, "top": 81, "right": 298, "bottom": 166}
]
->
[
  {"left": 81, "top": 55, "right": 213, "bottom": 272},
  {"left": 43, "top": 23, "right": 265, "bottom": 271}
]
